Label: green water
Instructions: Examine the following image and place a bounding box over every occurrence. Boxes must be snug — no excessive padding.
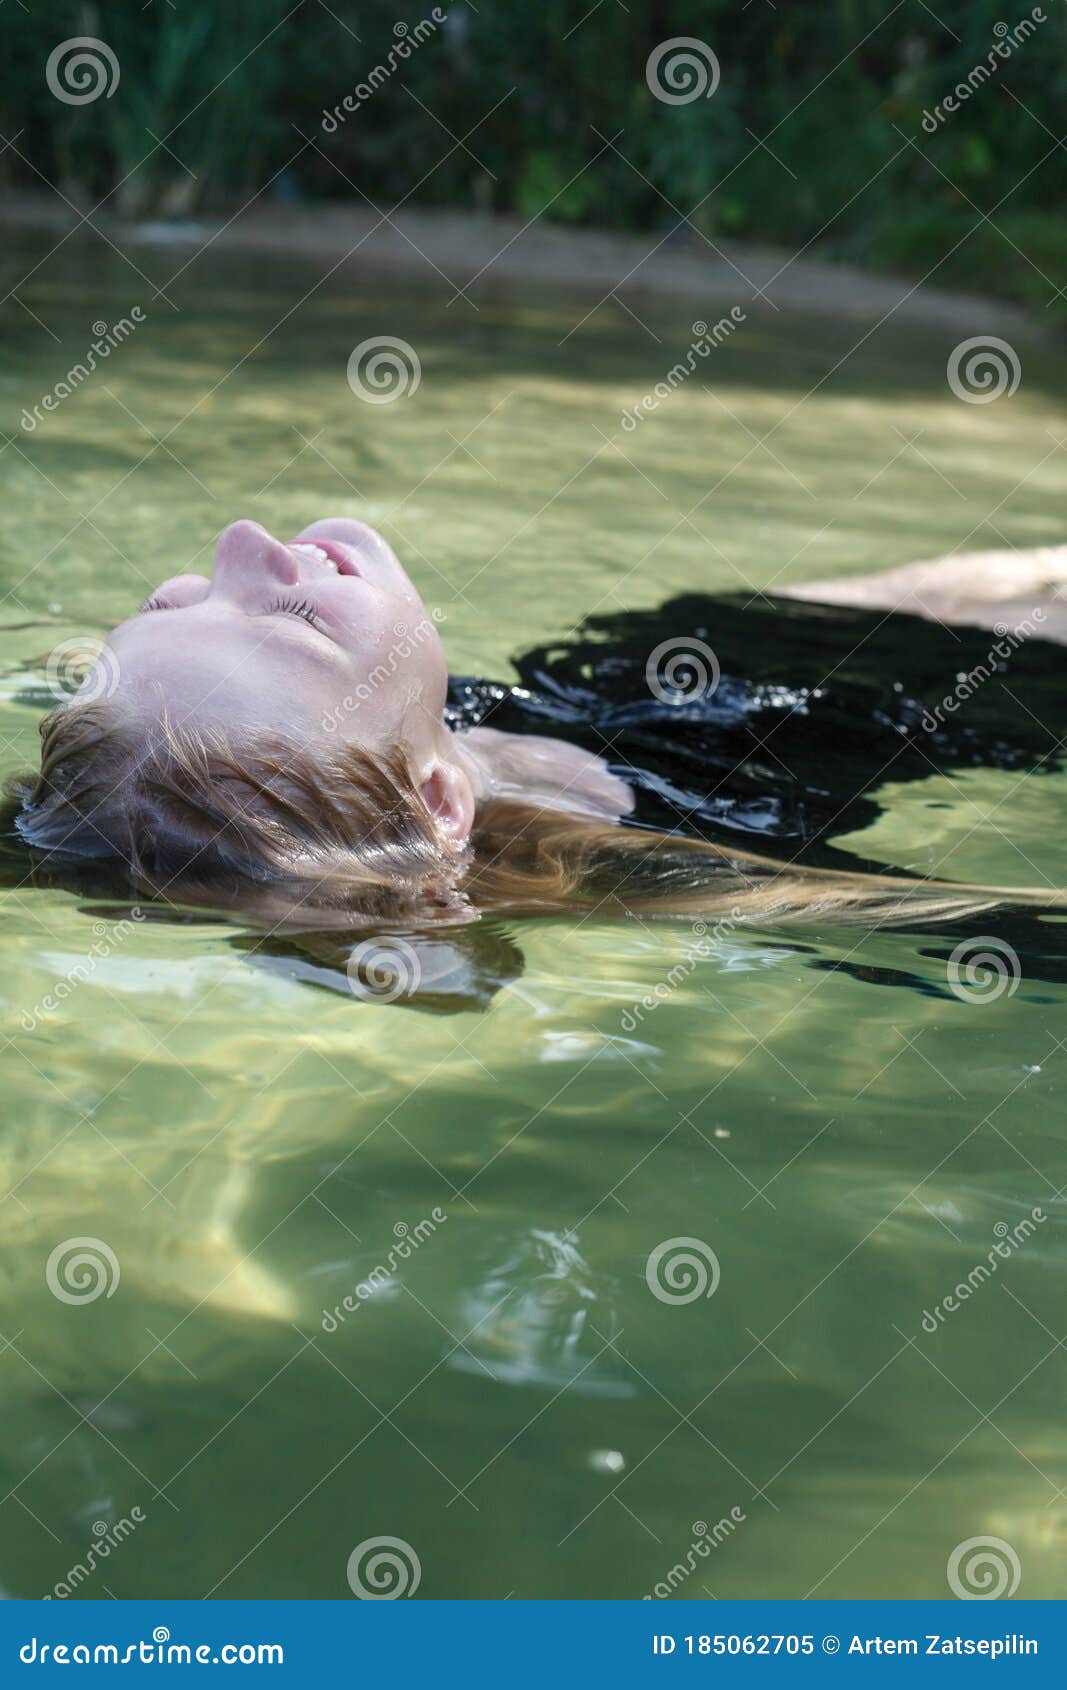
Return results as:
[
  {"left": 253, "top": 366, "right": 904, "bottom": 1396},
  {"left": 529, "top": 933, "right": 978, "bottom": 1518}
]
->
[{"left": 2, "top": 234, "right": 1067, "bottom": 1600}]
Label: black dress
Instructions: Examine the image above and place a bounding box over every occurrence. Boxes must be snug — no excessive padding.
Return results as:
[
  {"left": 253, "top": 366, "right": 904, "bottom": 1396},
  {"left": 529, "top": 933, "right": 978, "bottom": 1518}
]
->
[{"left": 448, "top": 592, "right": 1064, "bottom": 880}]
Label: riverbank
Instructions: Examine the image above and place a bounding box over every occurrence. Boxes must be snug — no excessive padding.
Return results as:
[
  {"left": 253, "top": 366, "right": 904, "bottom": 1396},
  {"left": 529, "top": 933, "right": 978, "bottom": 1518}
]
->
[{"left": 0, "top": 188, "right": 1034, "bottom": 338}]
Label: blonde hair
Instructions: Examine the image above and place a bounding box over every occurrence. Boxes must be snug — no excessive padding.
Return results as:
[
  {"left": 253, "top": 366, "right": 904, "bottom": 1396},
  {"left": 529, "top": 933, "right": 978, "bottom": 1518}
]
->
[
  {"left": 7, "top": 698, "right": 1062, "bottom": 933},
  {"left": 10, "top": 700, "right": 461, "bottom": 924}
]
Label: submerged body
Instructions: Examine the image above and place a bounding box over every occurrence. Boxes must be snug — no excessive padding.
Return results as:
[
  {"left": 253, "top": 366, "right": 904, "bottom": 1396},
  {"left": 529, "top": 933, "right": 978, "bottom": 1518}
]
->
[{"left": 8, "top": 518, "right": 1067, "bottom": 952}]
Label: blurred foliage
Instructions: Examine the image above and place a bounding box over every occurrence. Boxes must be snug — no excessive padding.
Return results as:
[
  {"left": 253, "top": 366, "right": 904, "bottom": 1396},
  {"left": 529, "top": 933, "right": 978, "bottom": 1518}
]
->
[{"left": 3, "top": 0, "right": 1066, "bottom": 306}]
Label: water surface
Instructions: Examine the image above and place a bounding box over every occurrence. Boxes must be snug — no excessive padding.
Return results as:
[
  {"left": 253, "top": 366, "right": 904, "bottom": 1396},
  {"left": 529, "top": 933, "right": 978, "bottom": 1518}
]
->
[{"left": 1, "top": 233, "right": 1066, "bottom": 1599}]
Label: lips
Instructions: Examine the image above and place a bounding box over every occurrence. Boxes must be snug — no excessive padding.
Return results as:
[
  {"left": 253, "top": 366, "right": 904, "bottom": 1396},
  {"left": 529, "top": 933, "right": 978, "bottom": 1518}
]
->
[{"left": 286, "top": 538, "right": 362, "bottom": 578}]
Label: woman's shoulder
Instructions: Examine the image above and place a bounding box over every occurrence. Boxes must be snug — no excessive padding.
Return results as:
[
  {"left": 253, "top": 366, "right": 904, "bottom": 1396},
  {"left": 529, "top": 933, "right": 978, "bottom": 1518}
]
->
[{"left": 453, "top": 725, "right": 635, "bottom": 822}]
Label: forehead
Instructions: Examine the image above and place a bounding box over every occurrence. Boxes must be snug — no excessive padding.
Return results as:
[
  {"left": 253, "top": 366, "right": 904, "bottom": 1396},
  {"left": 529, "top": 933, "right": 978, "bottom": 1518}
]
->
[{"left": 103, "top": 604, "right": 341, "bottom": 733}]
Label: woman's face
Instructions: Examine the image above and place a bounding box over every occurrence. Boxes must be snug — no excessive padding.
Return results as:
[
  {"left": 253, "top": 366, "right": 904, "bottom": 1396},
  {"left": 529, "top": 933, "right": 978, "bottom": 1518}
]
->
[{"left": 96, "top": 519, "right": 450, "bottom": 765}]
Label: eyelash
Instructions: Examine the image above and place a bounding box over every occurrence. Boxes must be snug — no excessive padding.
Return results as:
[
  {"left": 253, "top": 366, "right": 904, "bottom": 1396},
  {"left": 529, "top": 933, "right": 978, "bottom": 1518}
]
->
[
  {"left": 267, "top": 595, "right": 323, "bottom": 629},
  {"left": 140, "top": 593, "right": 324, "bottom": 629}
]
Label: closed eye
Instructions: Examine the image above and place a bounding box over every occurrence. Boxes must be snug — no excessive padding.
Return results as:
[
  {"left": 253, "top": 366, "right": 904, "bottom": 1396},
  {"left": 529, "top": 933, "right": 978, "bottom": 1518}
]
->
[
  {"left": 139, "top": 594, "right": 176, "bottom": 613},
  {"left": 266, "top": 595, "right": 327, "bottom": 631}
]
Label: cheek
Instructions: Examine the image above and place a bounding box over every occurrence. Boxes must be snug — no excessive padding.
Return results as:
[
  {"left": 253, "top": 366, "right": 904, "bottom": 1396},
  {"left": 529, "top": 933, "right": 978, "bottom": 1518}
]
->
[
  {"left": 340, "top": 606, "right": 444, "bottom": 680},
  {"left": 337, "top": 637, "right": 443, "bottom": 729},
  {"left": 391, "top": 628, "right": 447, "bottom": 709},
  {"left": 153, "top": 573, "right": 212, "bottom": 607}
]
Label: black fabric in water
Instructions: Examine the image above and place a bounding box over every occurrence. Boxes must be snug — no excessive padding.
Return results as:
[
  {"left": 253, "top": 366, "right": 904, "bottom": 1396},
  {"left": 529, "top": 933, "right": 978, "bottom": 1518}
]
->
[{"left": 447, "top": 594, "right": 1065, "bottom": 876}]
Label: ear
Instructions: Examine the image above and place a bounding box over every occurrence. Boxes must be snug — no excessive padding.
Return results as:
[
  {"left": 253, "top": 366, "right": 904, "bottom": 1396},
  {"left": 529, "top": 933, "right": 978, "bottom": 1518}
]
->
[{"left": 420, "top": 758, "right": 476, "bottom": 845}]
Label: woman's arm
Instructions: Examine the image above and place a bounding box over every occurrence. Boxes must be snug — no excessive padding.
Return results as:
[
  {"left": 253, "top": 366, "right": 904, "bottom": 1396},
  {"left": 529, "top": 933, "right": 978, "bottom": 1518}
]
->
[{"left": 784, "top": 542, "right": 1067, "bottom": 642}]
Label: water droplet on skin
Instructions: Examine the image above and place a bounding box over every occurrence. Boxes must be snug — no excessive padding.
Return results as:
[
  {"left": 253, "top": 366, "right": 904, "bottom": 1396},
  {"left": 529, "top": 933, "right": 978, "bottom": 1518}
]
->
[{"left": 589, "top": 1449, "right": 625, "bottom": 1474}]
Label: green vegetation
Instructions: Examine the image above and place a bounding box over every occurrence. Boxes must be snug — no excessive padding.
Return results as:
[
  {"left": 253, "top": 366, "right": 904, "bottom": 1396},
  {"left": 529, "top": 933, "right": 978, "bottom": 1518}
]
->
[{"left": 3, "top": 0, "right": 1066, "bottom": 308}]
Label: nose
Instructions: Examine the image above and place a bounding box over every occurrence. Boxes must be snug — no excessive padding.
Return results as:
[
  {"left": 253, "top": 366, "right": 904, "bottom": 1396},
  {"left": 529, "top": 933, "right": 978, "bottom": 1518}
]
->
[{"left": 212, "top": 520, "right": 298, "bottom": 602}]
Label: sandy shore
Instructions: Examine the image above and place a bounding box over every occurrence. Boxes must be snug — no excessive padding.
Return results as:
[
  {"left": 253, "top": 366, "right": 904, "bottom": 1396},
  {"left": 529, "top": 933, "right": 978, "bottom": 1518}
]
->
[{"left": 0, "top": 187, "right": 1032, "bottom": 335}]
